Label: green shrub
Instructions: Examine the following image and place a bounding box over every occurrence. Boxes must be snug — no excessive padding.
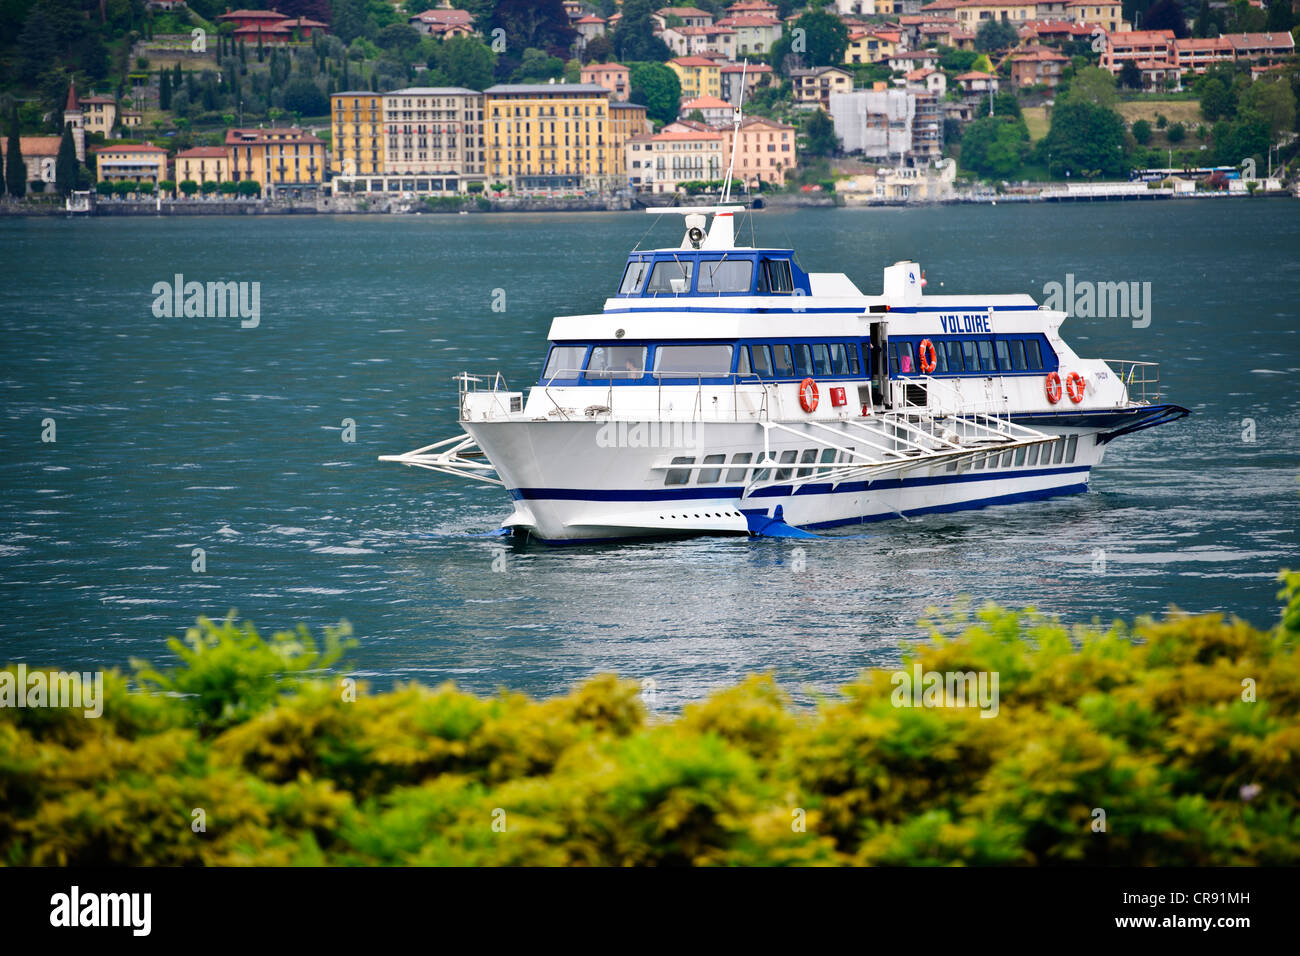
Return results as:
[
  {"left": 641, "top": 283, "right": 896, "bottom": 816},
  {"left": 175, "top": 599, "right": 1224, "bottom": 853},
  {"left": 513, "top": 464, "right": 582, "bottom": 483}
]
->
[{"left": 2, "top": 574, "right": 1297, "bottom": 866}]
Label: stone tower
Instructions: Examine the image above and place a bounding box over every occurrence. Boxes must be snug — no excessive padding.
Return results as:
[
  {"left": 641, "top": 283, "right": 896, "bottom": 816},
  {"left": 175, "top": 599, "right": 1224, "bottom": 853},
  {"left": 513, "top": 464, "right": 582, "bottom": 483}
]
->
[{"left": 64, "top": 82, "right": 85, "bottom": 164}]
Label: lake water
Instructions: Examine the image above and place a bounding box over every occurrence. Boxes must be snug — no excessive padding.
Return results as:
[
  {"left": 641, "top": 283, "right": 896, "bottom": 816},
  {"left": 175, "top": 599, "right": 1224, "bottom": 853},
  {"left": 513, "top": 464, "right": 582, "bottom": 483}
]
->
[{"left": 1, "top": 201, "right": 1297, "bottom": 708}]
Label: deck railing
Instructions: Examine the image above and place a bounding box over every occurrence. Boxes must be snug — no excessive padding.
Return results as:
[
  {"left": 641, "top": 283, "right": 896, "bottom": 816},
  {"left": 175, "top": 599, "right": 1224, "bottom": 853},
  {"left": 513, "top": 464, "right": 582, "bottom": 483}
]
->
[{"left": 1101, "top": 360, "right": 1162, "bottom": 404}]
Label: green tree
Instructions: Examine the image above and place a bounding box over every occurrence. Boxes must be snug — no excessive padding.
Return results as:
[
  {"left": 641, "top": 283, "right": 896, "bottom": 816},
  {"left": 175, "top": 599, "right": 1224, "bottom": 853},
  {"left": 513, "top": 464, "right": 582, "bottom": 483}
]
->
[
  {"left": 237, "top": 180, "right": 261, "bottom": 197},
  {"left": 802, "top": 108, "right": 839, "bottom": 157},
  {"left": 1167, "top": 122, "right": 1186, "bottom": 143},
  {"left": 180, "top": 179, "right": 200, "bottom": 196},
  {"left": 1063, "top": 66, "right": 1118, "bottom": 109},
  {"left": 1199, "top": 77, "right": 1232, "bottom": 121},
  {"left": 612, "top": 0, "right": 672, "bottom": 61},
  {"left": 6, "top": 110, "right": 25, "bottom": 199},
  {"left": 960, "top": 115, "right": 1030, "bottom": 178},
  {"left": 284, "top": 79, "right": 329, "bottom": 116},
  {"left": 1038, "top": 98, "right": 1128, "bottom": 178},
  {"left": 1119, "top": 60, "right": 1142, "bottom": 90},
  {"left": 113, "top": 180, "right": 135, "bottom": 197},
  {"left": 975, "top": 19, "right": 1019, "bottom": 53},
  {"left": 160, "top": 68, "right": 172, "bottom": 110},
  {"left": 95, "top": 179, "right": 114, "bottom": 195},
  {"left": 1213, "top": 113, "right": 1271, "bottom": 165},
  {"left": 202, "top": 180, "right": 220, "bottom": 195},
  {"left": 55, "top": 126, "right": 77, "bottom": 196},
  {"left": 1131, "top": 118, "right": 1152, "bottom": 144},
  {"left": 1240, "top": 77, "right": 1296, "bottom": 140},
  {"left": 770, "top": 9, "right": 849, "bottom": 73},
  {"left": 435, "top": 36, "right": 496, "bottom": 90},
  {"left": 629, "top": 61, "right": 681, "bottom": 127},
  {"left": 513, "top": 47, "right": 564, "bottom": 83}
]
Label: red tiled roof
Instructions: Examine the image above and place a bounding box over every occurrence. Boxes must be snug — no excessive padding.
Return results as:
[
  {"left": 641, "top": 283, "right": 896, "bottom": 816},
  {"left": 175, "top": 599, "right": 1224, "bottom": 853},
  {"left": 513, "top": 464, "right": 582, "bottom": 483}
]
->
[{"left": 176, "top": 146, "right": 228, "bottom": 158}]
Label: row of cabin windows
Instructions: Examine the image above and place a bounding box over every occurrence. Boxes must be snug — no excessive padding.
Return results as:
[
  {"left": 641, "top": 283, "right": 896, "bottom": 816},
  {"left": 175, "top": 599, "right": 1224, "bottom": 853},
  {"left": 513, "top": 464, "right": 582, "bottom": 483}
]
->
[
  {"left": 618, "top": 257, "right": 795, "bottom": 297},
  {"left": 890, "top": 337, "right": 1047, "bottom": 376},
  {"left": 664, "top": 435, "right": 1083, "bottom": 486},
  {"left": 543, "top": 341, "right": 863, "bottom": 382}
]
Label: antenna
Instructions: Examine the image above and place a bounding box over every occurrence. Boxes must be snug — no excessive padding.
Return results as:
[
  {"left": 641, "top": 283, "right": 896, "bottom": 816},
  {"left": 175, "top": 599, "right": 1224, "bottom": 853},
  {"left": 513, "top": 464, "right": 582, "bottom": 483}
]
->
[{"left": 720, "top": 60, "right": 747, "bottom": 206}]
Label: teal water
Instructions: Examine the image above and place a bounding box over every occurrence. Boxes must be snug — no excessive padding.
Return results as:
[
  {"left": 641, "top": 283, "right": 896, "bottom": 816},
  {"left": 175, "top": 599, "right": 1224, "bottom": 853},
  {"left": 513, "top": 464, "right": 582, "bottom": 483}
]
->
[{"left": 1, "top": 202, "right": 1297, "bottom": 707}]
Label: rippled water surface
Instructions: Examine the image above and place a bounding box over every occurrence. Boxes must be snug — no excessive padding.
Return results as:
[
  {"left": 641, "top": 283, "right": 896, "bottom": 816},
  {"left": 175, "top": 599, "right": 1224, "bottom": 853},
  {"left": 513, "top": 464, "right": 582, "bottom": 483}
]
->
[{"left": 1, "top": 202, "right": 1297, "bottom": 707}]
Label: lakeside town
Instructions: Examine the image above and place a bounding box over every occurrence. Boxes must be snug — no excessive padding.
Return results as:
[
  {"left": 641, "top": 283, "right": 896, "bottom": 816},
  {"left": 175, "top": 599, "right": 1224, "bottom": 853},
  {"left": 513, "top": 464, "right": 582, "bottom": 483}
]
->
[{"left": 1, "top": 0, "right": 1297, "bottom": 212}]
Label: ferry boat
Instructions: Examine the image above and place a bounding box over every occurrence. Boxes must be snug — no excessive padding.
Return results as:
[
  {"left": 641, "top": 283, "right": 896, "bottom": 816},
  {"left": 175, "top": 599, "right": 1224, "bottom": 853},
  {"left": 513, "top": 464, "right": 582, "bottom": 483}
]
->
[{"left": 381, "top": 111, "right": 1187, "bottom": 542}]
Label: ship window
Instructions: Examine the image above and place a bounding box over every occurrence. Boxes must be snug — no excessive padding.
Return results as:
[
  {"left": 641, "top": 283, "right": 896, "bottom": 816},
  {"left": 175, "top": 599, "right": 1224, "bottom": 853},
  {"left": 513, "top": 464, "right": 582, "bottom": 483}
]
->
[
  {"left": 698, "top": 453, "right": 726, "bottom": 483},
  {"left": 1009, "top": 339, "right": 1027, "bottom": 370},
  {"left": 543, "top": 345, "right": 586, "bottom": 380},
  {"left": 977, "top": 340, "right": 994, "bottom": 371},
  {"left": 697, "top": 259, "right": 753, "bottom": 293},
  {"left": 646, "top": 258, "right": 694, "bottom": 295},
  {"left": 772, "top": 345, "right": 794, "bottom": 377},
  {"left": 653, "top": 344, "right": 734, "bottom": 378},
  {"left": 586, "top": 345, "right": 646, "bottom": 380},
  {"left": 1026, "top": 445, "right": 1039, "bottom": 466},
  {"left": 665, "top": 456, "right": 694, "bottom": 485},
  {"left": 812, "top": 344, "right": 832, "bottom": 376},
  {"left": 946, "top": 340, "right": 964, "bottom": 371},
  {"left": 725, "top": 452, "right": 752, "bottom": 482},
  {"left": 995, "top": 340, "right": 1011, "bottom": 371},
  {"left": 1014, "top": 446, "right": 1026, "bottom": 466},
  {"left": 1000, "top": 450, "right": 1014, "bottom": 468},
  {"left": 1066, "top": 435, "right": 1078, "bottom": 462},
  {"left": 888, "top": 343, "right": 899, "bottom": 375},
  {"left": 1026, "top": 339, "right": 1044, "bottom": 370},
  {"left": 618, "top": 259, "right": 649, "bottom": 295},
  {"left": 750, "top": 345, "right": 774, "bottom": 378},
  {"left": 818, "top": 447, "right": 836, "bottom": 475},
  {"left": 1051, "top": 439, "right": 1065, "bottom": 464},
  {"left": 793, "top": 344, "right": 813, "bottom": 377},
  {"left": 757, "top": 258, "right": 794, "bottom": 293},
  {"left": 829, "top": 343, "right": 850, "bottom": 375},
  {"left": 933, "top": 341, "right": 948, "bottom": 373},
  {"left": 797, "top": 448, "right": 818, "bottom": 478},
  {"left": 962, "top": 340, "right": 978, "bottom": 371},
  {"left": 774, "top": 449, "right": 798, "bottom": 481},
  {"left": 737, "top": 346, "right": 752, "bottom": 377},
  {"left": 898, "top": 341, "right": 915, "bottom": 374}
]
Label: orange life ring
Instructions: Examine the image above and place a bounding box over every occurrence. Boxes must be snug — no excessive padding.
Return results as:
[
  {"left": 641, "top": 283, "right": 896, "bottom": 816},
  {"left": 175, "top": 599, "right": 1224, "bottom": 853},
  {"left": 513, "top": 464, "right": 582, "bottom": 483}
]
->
[
  {"left": 1066, "top": 371, "right": 1085, "bottom": 404},
  {"left": 1045, "top": 371, "right": 1063, "bottom": 404},
  {"left": 799, "top": 377, "right": 819, "bottom": 413},
  {"left": 918, "top": 338, "right": 938, "bottom": 374}
]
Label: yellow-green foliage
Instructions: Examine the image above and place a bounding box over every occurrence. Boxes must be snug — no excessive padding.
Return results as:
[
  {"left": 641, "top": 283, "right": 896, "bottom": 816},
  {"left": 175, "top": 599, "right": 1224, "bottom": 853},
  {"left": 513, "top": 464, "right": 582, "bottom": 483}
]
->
[{"left": 3, "top": 576, "right": 1299, "bottom": 866}]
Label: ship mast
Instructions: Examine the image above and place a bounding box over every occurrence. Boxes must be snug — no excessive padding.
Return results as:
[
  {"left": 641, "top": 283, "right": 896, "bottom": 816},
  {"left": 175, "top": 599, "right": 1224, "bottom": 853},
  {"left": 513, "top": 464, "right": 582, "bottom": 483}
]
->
[{"left": 719, "top": 60, "right": 747, "bottom": 206}]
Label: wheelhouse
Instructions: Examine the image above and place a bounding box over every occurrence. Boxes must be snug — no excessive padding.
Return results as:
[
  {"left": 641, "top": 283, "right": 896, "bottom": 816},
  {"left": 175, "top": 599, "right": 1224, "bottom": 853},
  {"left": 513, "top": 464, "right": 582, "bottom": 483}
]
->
[{"left": 615, "top": 250, "right": 812, "bottom": 298}]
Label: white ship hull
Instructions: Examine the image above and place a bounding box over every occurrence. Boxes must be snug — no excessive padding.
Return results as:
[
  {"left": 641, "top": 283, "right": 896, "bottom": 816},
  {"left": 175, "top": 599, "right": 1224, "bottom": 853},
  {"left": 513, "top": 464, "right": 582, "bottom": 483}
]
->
[{"left": 469, "top": 418, "right": 1101, "bottom": 542}]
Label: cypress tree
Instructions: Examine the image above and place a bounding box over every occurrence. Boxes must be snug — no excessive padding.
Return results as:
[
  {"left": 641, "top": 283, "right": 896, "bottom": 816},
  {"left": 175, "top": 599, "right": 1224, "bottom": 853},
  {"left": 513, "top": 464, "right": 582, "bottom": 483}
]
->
[
  {"left": 56, "top": 125, "right": 77, "bottom": 196},
  {"left": 160, "top": 68, "right": 172, "bottom": 110},
  {"left": 6, "top": 109, "right": 25, "bottom": 198}
]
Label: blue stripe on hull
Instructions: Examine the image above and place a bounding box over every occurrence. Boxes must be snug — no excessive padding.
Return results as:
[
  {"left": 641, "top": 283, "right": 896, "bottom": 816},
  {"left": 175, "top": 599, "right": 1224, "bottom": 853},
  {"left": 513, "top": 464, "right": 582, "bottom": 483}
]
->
[
  {"left": 516, "top": 479, "right": 1092, "bottom": 544},
  {"left": 508, "top": 465, "right": 1091, "bottom": 502}
]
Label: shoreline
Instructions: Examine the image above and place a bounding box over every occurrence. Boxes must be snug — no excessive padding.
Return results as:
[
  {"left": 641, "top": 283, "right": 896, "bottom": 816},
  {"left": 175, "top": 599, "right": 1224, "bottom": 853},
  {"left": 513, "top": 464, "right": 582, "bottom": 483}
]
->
[{"left": 0, "top": 188, "right": 1291, "bottom": 218}]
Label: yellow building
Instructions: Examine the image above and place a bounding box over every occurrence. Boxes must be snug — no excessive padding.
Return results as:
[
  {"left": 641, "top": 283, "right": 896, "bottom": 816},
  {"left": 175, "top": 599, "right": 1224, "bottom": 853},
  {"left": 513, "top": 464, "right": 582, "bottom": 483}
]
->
[
  {"left": 1064, "top": 0, "right": 1125, "bottom": 33},
  {"left": 667, "top": 56, "right": 722, "bottom": 101},
  {"left": 80, "top": 96, "right": 120, "bottom": 136},
  {"left": 844, "top": 30, "right": 899, "bottom": 65},
  {"left": 921, "top": 0, "right": 1038, "bottom": 25},
  {"left": 175, "top": 146, "right": 230, "bottom": 184},
  {"left": 225, "top": 127, "right": 326, "bottom": 198},
  {"left": 483, "top": 83, "right": 618, "bottom": 193},
  {"left": 93, "top": 143, "right": 168, "bottom": 184},
  {"left": 330, "top": 92, "right": 384, "bottom": 176},
  {"left": 609, "top": 101, "right": 652, "bottom": 180}
]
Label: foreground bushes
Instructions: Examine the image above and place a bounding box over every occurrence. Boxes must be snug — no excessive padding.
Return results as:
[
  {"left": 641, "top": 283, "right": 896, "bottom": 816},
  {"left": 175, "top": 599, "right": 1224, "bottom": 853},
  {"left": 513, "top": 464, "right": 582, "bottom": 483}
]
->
[{"left": 2, "top": 574, "right": 1299, "bottom": 866}]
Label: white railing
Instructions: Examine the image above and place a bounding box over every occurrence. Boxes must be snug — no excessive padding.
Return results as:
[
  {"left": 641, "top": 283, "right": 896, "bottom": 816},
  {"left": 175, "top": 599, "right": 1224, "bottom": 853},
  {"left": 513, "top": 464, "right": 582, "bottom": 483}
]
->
[{"left": 1101, "top": 360, "right": 1162, "bottom": 404}]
